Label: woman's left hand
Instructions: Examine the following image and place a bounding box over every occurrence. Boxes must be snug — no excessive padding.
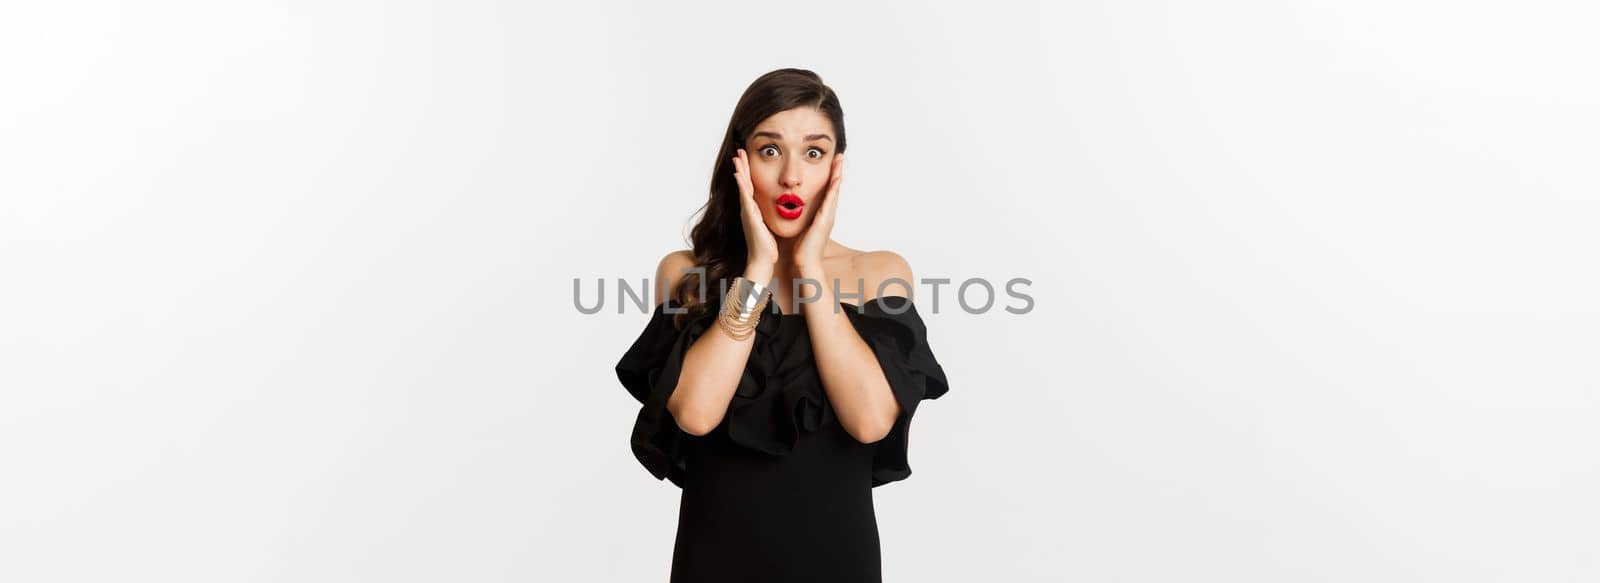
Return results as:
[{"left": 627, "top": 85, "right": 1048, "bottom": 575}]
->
[{"left": 794, "top": 153, "right": 844, "bottom": 271}]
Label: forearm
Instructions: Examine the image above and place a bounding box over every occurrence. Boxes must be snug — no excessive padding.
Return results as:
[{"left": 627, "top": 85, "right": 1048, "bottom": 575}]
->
[
  {"left": 666, "top": 261, "right": 774, "bottom": 436},
  {"left": 799, "top": 264, "right": 899, "bottom": 444}
]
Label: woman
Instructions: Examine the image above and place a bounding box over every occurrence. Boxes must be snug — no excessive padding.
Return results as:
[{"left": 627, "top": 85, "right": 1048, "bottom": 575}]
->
[{"left": 615, "top": 68, "right": 951, "bottom": 582}]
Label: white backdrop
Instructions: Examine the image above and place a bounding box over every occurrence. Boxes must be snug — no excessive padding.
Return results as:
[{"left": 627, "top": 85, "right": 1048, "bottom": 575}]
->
[{"left": 3, "top": 1, "right": 1596, "bottom": 581}]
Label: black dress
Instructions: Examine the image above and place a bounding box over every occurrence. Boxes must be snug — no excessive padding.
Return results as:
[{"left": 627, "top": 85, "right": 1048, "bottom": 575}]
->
[{"left": 615, "top": 294, "right": 950, "bottom": 582}]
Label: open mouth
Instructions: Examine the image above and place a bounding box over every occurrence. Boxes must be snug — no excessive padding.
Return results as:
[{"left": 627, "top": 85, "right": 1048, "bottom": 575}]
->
[{"left": 775, "top": 193, "right": 804, "bottom": 219}]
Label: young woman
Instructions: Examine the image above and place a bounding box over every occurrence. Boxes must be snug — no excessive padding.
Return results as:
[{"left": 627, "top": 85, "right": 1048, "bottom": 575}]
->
[{"left": 615, "top": 68, "right": 951, "bottom": 582}]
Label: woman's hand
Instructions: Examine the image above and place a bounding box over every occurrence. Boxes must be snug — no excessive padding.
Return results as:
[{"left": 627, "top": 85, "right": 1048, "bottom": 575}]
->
[
  {"left": 733, "top": 148, "right": 779, "bottom": 269},
  {"left": 794, "top": 153, "right": 844, "bottom": 271}
]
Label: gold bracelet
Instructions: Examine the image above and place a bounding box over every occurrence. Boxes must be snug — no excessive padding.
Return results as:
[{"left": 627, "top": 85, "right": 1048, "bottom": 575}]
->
[
  {"left": 718, "top": 278, "right": 768, "bottom": 340},
  {"left": 717, "top": 277, "right": 770, "bottom": 341}
]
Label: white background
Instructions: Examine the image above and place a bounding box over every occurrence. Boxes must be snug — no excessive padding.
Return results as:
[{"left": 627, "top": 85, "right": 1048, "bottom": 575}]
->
[{"left": 3, "top": 1, "right": 1596, "bottom": 581}]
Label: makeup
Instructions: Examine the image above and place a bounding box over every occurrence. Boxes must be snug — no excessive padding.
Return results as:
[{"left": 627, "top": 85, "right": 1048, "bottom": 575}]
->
[{"left": 775, "top": 193, "right": 804, "bottom": 220}]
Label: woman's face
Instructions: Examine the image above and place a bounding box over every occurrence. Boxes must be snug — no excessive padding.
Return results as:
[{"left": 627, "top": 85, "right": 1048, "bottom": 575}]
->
[{"left": 743, "top": 107, "right": 838, "bottom": 239}]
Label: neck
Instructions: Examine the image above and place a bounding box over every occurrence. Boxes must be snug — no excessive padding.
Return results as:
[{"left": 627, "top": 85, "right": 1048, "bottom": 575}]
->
[
  {"left": 757, "top": 236, "right": 831, "bottom": 310},
  {"left": 771, "top": 236, "right": 802, "bottom": 282}
]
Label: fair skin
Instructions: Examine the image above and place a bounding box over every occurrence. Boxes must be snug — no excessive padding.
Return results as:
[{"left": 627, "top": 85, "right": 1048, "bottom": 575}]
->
[{"left": 653, "top": 107, "right": 914, "bottom": 444}]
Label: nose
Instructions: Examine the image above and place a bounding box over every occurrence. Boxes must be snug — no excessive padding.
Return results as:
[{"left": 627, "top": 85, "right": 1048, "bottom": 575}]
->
[{"left": 781, "top": 162, "right": 802, "bottom": 190}]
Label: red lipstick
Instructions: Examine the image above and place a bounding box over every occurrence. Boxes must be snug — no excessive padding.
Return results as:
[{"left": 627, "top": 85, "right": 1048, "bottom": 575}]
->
[{"left": 775, "top": 193, "right": 804, "bottom": 220}]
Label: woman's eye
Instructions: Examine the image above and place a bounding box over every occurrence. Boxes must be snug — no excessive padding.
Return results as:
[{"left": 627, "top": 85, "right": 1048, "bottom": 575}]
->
[{"left": 758, "top": 145, "right": 826, "bottom": 158}]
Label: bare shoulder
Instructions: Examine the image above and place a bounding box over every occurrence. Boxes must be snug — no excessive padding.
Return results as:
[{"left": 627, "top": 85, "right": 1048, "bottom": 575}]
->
[
  {"left": 849, "top": 249, "right": 915, "bottom": 303},
  {"left": 654, "top": 249, "right": 696, "bottom": 306}
]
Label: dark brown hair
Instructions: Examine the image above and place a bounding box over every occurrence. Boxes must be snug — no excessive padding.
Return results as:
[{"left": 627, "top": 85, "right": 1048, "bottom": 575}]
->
[{"left": 671, "top": 68, "right": 848, "bottom": 329}]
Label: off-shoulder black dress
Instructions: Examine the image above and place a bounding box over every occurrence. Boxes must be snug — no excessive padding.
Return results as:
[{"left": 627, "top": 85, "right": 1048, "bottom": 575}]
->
[{"left": 615, "top": 294, "right": 949, "bottom": 582}]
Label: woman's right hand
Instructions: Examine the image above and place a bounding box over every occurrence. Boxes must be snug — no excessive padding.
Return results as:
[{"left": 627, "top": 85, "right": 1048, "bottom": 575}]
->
[{"left": 732, "top": 148, "right": 779, "bottom": 269}]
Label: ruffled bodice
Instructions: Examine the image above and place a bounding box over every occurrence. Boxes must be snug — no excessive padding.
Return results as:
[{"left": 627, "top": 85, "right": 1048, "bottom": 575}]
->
[{"left": 614, "top": 294, "right": 950, "bottom": 489}]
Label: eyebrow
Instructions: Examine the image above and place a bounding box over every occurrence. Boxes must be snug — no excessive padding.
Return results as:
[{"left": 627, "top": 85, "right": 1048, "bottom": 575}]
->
[{"left": 751, "top": 131, "right": 834, "bottom": 143}]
